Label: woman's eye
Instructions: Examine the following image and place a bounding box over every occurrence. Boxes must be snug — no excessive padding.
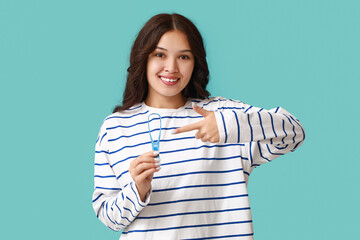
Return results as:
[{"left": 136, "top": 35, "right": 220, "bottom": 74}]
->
[
  {"left": 155, "top": 53, "right": 164, "bottom": 57},
  {"left": 180, "top": 55, "right": 190, "bottom": 60}
]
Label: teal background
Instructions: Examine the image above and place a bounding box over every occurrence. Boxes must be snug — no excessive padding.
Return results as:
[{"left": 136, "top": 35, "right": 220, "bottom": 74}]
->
[{"left": 1, "top": 0, "right": 359, "bottom": 239}]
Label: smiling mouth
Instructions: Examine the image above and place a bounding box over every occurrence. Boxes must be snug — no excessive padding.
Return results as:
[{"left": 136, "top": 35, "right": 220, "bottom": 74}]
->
[{"left": 159, "top": 76, "right": 180, "bottom": 82}]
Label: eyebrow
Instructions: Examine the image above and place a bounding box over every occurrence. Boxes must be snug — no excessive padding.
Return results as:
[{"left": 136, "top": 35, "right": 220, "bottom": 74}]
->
[{"left": 156, "top": 46, "right": 192, "bottom": 53}]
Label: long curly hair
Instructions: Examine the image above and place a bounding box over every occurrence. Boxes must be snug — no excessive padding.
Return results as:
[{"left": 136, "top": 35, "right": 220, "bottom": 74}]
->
[{"left": 113, "top": 13, "right": 210, "bottom": 112}]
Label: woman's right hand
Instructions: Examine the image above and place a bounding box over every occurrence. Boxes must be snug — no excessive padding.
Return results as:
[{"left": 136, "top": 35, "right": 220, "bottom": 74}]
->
[{"left": 129, "top": 151, "right": 160, "bottom": 202}]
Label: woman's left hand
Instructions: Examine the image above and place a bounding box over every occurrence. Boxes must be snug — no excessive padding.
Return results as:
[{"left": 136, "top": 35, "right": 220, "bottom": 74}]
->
[{"left": 173, "top": 104, "right": 220, "bottom": 143}]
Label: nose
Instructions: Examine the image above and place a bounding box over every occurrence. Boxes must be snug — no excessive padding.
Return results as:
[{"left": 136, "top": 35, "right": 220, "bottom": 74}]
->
[{"left": 164, "top": 58, "right": 179, "bottom": 73}]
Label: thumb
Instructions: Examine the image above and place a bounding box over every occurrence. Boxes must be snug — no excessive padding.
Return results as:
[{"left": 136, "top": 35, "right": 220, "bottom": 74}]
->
[{"left": 192, "top": 102, "right": 210, "bottom": 117}]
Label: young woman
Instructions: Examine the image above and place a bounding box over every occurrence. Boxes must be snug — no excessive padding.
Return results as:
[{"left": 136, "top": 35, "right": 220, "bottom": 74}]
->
[{"left": 93, "top": 13, "right": 305, "bottom": 239}]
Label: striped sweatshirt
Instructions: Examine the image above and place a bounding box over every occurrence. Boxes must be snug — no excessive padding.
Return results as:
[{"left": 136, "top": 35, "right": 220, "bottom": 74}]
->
[{"left": 92, "top": 97, "right": 305, "bottom": 239}]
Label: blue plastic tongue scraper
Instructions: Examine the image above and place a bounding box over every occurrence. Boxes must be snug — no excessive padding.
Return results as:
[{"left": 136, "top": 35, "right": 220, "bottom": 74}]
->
[{"left": 147, "top": 113, "right": 162, "bottom": 159}]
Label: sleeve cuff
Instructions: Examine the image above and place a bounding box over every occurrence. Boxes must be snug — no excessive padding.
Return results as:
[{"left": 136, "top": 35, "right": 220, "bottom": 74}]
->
[
  {"left": 129, "top": 181, "right": 152, "bottom": 207},
  {"left": 214, "top": 111, "right": 227, "bottom": 144}
]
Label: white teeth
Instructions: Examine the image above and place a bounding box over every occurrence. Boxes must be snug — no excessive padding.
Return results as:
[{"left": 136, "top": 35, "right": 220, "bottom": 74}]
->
[{"left": 160, "top": 77, "right": 178, "bottom": 82}]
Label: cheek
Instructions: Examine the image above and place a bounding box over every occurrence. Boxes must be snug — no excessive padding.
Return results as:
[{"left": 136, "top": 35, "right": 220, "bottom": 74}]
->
[
  {"left": 182, "top": 63, "right": 195, "bottom": 78},
  {"left": 148, "top": 60, "right": 163, "bottom": 74}
]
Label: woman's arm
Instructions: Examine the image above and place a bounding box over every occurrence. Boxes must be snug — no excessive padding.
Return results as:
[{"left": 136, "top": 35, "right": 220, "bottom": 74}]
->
[
  {"left": 174, "top": 97, "right": 305, "bottom": 167},
  {"left": 214, "top": 99, "right": 305, "bottom": 169},
  {"left": 215, "top": 101, "right": 305, "bottom": 148},
  {"left": 92, "top": 124, "right": 152, "bottom": 231}
]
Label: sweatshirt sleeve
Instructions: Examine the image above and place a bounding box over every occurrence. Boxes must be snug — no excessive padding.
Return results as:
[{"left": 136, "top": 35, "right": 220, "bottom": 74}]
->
[
  {"left": 214, "top": 98, "right": 305, "bottom": 169},
  {"left": 92, "top": 121, "right": 151, "bottom": 231}
]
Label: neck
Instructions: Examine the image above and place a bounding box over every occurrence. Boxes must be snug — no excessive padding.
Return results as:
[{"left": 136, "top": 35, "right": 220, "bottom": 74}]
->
[{"left": 145, "top": 95, "right": 187, "bottom": 109}]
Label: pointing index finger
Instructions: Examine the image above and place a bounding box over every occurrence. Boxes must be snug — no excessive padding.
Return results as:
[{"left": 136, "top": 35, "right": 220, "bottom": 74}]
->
[{"left": 173, "top": 121, "right": 201, "bottom": 134}]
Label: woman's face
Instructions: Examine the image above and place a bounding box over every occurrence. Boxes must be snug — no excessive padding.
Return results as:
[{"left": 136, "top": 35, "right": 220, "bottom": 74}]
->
[{"left": 146, "top": 30, "right": 195, "bottom": 108}]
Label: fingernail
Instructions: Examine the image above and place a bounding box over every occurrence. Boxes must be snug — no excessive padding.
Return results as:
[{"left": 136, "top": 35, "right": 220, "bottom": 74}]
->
[
  {"left": 153, "top": 151, "right": 159, "bottom": 155},
  {"left": 171, "top": 129, "right": 177, "bottom": 134},
  {"left": 156, "top": 166, "right": 161, "bottom": 170},
  {"left": 155, "top": 162, "right": 161, "bottom": 167},
  {"left": 155, "top": 157, "right": 160, "bottom": 162},
  {"left": 192, "top": 102, "right": 197, "bottom": 108}
]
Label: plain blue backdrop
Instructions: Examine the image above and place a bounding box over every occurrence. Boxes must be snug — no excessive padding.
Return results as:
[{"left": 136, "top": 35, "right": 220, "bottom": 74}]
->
[{"left": 1, "top": 0, "right": 359, "bottom": 239}]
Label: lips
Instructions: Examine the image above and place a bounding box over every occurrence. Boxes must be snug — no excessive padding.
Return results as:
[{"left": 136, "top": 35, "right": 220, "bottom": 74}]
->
[{"left": 159, "top": 76, "right": 180, "bottom": 86}]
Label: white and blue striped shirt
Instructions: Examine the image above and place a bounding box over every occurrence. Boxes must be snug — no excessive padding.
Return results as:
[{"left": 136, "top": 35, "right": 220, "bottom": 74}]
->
[{"left": 92, "top": 97, "right": 305, "bottom": 239}]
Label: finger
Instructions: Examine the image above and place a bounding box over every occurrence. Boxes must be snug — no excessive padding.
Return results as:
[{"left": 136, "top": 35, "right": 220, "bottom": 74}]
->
[
  {"left": 136, "top": 167, "right": 159, "bottom": 183},
  {"left": 131, "top": 158, "right": 154, "bottom": 171},
  {"left": 195, "top": 131, "right": 205, "bottom": 139},
  {"left": 133, "top": 162, "right": 159, "bottom": 176},
  {"left": 137, "top": 151, "right": 159, "bottom": 158},
  {"left": 143, "top": 150, "right": 160, "bottom": 157},
  {"left": 131, "top": 151, "right": 159, "bottom": 167},
  {"left": 173, "top": 121, "right": 201, "bottom": 134},
  {"left": 140, "top": 152, "right": 160, "bottom": 162},
  {"left": 134, "top": 154, "right": 160, "bottom": 169},
  {"left": 192, "top": 103, "right": 211, "bottom": 117},
  {"left": 201, "top": 135, "right": 210, "bottom": 142},
  {"left": 209, "top": 137, "right": 219, "bottom": 143},
  {"left": 135, "top": 162, "right": 161, "bottom": 182}
]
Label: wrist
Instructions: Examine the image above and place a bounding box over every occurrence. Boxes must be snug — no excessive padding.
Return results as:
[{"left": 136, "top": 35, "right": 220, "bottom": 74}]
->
[{"left": 137, "top": 185, "right": 150, "bottom": 202}]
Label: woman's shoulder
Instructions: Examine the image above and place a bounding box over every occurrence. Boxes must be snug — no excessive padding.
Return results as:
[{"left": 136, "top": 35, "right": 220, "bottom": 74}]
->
[{"left": 100, "top": 103, "right": 147, "bottom": 127}]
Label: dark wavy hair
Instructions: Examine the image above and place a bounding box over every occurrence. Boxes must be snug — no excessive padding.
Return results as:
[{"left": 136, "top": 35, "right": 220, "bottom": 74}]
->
[{"left": 113, "top": 13, "right": 210, "bottom": 112}]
